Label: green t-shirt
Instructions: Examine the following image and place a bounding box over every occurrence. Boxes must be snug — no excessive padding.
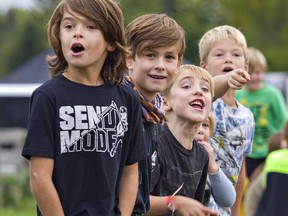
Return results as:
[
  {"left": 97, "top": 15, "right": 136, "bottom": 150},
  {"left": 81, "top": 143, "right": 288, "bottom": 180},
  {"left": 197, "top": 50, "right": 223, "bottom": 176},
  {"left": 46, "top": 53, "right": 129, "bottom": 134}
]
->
[{"left": 236, "top": 84, "right": 288, "bottom": 158}]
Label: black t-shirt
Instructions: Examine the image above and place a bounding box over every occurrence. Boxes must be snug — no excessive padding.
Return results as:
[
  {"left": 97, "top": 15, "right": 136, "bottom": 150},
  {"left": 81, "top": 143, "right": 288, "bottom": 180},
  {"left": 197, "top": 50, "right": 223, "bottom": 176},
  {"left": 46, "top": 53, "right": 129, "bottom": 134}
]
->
[
  {"left": 132, "top": 122, "right": 162, "bottom": 215},
  {"left": 255, "top": 172, "right": 288, "bottom": 216},
  {"left": 151, "top": 124, "right": 209, "bottom": 204},
  {"left": 22, "top": 75, "right": 147, "bottom": 216}
]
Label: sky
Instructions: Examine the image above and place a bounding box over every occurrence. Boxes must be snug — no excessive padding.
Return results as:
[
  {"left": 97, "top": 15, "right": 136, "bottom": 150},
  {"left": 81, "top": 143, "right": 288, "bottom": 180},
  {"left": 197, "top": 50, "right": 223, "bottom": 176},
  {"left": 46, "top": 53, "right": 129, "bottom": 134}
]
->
[{"left": 0, "top": 0, "right": 37, "bottom": 12}]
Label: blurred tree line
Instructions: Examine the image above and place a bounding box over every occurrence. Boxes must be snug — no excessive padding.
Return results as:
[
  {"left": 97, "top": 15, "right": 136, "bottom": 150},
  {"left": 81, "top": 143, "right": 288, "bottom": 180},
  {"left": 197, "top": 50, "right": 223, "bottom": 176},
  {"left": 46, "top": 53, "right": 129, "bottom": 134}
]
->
[{"left": 0, "top": 0, "right": 287, "bottom": 78}]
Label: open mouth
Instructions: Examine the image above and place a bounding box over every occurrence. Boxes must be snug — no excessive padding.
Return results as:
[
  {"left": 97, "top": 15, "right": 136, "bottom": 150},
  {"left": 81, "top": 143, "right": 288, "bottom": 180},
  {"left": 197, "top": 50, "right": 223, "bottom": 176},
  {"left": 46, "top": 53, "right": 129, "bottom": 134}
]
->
[
  {"left": 71, "top": 43, "right": 84, "bottom": 53},
  {"left": 190, "top": 99, "right": 204, "bottom": 110},
  {"left": 223, "top": 67, "right": 234, "bottom": 72}
]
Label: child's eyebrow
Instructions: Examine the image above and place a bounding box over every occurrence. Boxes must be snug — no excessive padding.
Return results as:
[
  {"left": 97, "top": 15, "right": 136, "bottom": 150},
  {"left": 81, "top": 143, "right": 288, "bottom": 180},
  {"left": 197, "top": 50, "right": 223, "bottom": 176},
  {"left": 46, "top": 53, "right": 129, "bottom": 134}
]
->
[
  {"left": 179, "top": 75, "right": 194, "bottom": 82},
  {"left": 165, "top": 50, "right": 178, "bottom": 55},
  {"left": 61, "top": 16, "right": 75, "bottom": 22}
]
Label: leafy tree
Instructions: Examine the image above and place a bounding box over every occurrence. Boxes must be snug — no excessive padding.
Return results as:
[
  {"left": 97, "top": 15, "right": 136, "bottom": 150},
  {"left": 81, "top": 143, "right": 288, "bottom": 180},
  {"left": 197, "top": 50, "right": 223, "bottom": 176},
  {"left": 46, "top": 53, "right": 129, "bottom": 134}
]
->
[
  {"left": 211, "top": 0, "right": 288, "bottom": 71},
  {"left": 0, "top": 0, "right": 287, "bottom": 78},
  {"left": 0, "top": 9, "right": 50, "bottom": 77}
]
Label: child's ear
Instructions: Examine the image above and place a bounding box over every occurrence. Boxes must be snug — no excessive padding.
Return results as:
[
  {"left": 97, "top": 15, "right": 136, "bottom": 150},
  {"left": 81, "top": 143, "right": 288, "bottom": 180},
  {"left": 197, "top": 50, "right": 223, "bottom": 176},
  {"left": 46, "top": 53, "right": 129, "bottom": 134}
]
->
[
  {"left": 245, "top": 60, "right": 249, "bottom": 72},
  {"left": 177, "top": 57, "right": 183, "bottom": 68},
  {"left": 200, "top": 61, "right": 207, "bottom": 70},
  {"left": 126, "top": 55, "right": 134, "bottom": 70},
  {"left": 163, "top": 96, "right": 172, "bottom": 112},
  {"left": 107, "top": 44, "right": 116, "bottom": 52}
]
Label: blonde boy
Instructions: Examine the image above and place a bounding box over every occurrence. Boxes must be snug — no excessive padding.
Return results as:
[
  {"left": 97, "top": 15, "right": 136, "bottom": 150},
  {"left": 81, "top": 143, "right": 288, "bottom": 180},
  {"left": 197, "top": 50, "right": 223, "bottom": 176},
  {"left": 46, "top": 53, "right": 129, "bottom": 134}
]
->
[
  {"left": 148, "top": 64, "right": 219, "bottom": 216},
  {"left": 199, "top": 25, "right": 255, "bottom": 216}
]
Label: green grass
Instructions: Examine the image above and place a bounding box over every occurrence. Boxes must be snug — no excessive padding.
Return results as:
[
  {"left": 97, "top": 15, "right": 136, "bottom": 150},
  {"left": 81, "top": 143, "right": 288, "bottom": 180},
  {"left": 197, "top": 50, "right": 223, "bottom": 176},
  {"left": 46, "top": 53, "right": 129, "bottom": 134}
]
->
[{"left": 0, "top": 196, "right": 36, "bottom": 216}]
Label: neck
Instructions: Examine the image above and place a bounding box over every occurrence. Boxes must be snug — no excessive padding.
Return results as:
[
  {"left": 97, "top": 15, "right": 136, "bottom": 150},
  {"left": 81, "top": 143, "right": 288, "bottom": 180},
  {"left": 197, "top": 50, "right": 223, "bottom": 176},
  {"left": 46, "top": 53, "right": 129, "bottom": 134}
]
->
[
  {"left": 167, "top": 121, "right": 199, "bottom": 150},
  {"left": 221, "top": 89, "right": 237, "bottom": 108},
  {"left": 63, "top": 69, "right": 103, "bottom": 86}
]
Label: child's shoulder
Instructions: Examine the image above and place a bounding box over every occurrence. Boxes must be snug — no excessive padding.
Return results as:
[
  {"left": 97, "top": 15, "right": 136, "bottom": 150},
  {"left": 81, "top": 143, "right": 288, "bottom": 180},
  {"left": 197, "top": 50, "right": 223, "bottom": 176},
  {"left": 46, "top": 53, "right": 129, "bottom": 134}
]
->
[
  {"left": 213, "top": 98, "right": 254, "bottom": 119},
  {"left": 119, "top": 82, "right": 142, "bottom": 100},
  {"left": 235, "top": 100, "right": 254, "bottom": 115},
  {"left": 35, "top": 74, "right": 63, "bottom": 92}
]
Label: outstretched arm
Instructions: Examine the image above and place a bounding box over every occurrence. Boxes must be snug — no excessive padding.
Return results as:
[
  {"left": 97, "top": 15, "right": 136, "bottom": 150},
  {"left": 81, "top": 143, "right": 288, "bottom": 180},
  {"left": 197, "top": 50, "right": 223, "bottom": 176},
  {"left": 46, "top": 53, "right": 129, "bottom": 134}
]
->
[
  {"left": 213, "top": 69, "right": 250, "bottom": 101},
  {"left": 118, "top": 163, "right": 139, "bottom": 216}
]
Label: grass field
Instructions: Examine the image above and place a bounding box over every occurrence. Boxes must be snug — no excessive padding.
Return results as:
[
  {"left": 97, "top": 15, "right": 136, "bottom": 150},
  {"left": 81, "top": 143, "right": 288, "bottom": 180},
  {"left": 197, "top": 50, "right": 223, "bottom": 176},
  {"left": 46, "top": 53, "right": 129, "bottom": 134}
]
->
[{"left": 0, "top": 196, "right": 36, "bottom": 216}]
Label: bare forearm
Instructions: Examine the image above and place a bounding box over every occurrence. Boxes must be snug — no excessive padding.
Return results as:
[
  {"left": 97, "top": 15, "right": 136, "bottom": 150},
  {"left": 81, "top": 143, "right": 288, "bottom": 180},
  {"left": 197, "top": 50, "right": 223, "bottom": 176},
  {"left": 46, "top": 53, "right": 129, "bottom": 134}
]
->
[
  {"left": 30, "top": 157, "right": 64, "bottom": 216},
  {"left": 118, "top": 163, "right": 138, "bottom": 216},
  {"left": 213, "top": 69, "right": 250, "bottom": 101},
  {"left": 31, "top": 179, "right": 64, "bottom": 216},
  {"left": 145, "top": 195, "right": 169, "bottom": 216},
  {"left": 146, "top": 195, "right": 219, "bottom": 216},
  {"left": 213, "top": 74, "right": 229, "bottom": 101}
]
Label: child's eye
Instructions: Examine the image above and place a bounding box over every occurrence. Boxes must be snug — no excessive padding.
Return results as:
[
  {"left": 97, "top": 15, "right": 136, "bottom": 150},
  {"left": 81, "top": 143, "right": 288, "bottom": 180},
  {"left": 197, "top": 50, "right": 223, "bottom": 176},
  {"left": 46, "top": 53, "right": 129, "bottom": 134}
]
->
[
  {"left": 166, "top": 55, "right": 176, "bottom": 60},
  {"left": 65, "top": 24, "right": 73, "bottom": 29},
  {"left": 87, "top": 25, "right": 97, "bottom": 30},
  {"left": 146, "top": 53, "right": 156, "bottom": 58},
  {"left": 182, "top": 84, "right": 191, "bottom": 89},
  {"left": 202, "top": 87, "right": 210, "bottom": 93},
  {"left": 233, "top": 53, "right": 242, "bottom": 57},
  {"left": 202, "top": 123, "right": 209, "bottom": 128}
]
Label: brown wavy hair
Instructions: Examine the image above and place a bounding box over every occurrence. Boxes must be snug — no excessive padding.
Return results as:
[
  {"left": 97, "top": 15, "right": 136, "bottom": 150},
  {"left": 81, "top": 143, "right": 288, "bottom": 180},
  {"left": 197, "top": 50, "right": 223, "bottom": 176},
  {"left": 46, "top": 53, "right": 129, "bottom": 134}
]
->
[{"left": 47, "top": 0, "right": 128, "bottom": 85}]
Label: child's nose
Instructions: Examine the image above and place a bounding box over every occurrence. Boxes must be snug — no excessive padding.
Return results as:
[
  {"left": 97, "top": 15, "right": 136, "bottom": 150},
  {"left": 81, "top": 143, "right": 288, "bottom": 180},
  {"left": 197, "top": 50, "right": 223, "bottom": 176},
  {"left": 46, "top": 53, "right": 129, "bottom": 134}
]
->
[
  {"left": 154, "top": 58, "right": 165, "bottom": 71},
  {"left": 224, "top": 53, "right": 233, "bottom": 63},
  {"left": 193, "top": 88, "right": 203, "bottom": 96},
  {"left": 74, "top": 26, "right": 83, "bottom": 38},
  {"left": 197, "top": 130, "right": 203, "bottom": 134}
]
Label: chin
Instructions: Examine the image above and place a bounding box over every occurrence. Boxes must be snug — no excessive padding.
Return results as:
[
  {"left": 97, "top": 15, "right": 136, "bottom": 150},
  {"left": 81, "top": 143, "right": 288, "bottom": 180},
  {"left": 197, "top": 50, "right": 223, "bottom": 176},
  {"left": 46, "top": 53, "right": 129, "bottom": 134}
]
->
[
  {"left": 247, "top": 85, "right": 260, "bottom": 91},
  {"left": 151, "top": 86, "right": 164, "bottom": 93}
]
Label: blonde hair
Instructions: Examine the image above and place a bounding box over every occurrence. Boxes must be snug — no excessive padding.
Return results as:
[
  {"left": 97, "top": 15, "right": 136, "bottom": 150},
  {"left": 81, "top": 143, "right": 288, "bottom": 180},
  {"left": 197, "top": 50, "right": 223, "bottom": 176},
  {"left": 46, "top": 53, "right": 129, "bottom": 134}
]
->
[
  {"left": 198, "top": 25, "right": 247, "bottom": 63},
  {"left": 162, "top": 64, "right": 214, "bottom": 99},
  {"left": 207, "top": 112, "right": 215, "bottom": 137},
  {"left": 247, "top": 47, "right": 267, "bottom": 72}
]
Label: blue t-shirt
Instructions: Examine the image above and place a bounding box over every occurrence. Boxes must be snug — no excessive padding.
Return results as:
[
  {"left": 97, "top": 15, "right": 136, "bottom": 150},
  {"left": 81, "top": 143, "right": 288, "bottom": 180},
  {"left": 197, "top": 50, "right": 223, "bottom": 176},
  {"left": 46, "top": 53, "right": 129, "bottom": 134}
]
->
[{"left": 208, "top": 98, "right": 254, "bottom": 215}]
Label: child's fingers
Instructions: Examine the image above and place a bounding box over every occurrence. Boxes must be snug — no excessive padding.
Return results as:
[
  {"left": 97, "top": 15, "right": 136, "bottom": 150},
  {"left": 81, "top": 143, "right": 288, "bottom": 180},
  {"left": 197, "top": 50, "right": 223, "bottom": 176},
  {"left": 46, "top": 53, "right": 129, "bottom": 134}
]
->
[{"left": 240, "top": 70, "right": 250, "bottom": 81}]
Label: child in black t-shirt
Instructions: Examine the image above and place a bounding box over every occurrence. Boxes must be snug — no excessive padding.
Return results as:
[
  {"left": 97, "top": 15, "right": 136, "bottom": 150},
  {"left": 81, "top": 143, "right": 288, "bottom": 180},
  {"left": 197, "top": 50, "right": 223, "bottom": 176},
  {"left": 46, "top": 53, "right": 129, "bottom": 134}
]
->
[
  {"left": 149, "top": 64, "right": 219, "bottom": 216},
  {"left": 21, "top": 0, "right": 146, "bottom": 215}
]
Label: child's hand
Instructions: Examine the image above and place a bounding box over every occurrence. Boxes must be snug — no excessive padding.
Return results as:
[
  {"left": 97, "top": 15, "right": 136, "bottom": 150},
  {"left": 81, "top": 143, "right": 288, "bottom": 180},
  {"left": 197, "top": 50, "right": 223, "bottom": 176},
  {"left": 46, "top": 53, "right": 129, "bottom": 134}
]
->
[
  {"left": 173, "top": 195, "right": 219, "bottom": 216},
  {"left": 227, "top": 69, "right": 250, "bottom": 90},
  {"left": 198, "top": 141, "right": 218, "bottom": 174}
]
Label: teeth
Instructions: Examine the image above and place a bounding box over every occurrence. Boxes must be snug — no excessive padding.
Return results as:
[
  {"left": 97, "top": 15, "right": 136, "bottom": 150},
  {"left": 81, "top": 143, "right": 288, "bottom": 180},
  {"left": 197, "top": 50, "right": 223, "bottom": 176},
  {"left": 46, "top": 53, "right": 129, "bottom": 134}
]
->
[
  {"left": 192, "top": 101, "right": 202, "bottom": 106},
  {"left": 150, "top": 75, "right": 165, "bottom": 79},
  {"left": 73, "top": 45, "right": 82, "bottom": 49}
]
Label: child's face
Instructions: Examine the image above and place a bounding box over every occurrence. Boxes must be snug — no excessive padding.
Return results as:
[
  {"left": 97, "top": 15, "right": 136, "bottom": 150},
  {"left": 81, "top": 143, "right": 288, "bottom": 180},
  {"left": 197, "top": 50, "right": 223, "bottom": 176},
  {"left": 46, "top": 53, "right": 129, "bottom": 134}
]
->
[
  {"left": 202, "top": 38, "right": 248, "bottom": 77},
  {"left": 195, "top": 118, "right": 211, "bottom": 142},
  {"left": 60, "top": 10, "right": 113, "bottom": 72},
  {"left": 127, "top": 44, "right": 182, "bottom": 101},
  {"left": 246, "top": 65, "right": 265, "bottom": 91},
  {"left": 167, "top": 69, "right": 212, "bottom": 124}
]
